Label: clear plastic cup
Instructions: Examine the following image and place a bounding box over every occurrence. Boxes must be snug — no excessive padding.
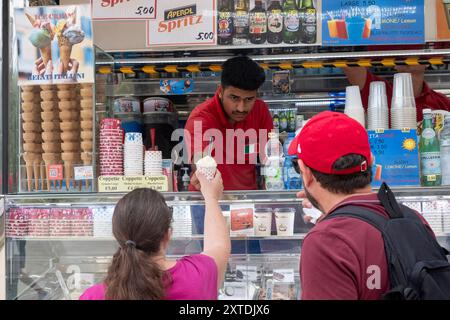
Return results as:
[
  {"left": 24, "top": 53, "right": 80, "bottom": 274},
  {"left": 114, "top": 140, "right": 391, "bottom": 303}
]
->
[
  {"left": 392, "top": 73, "right": 416, "bottom": 109},
  {"left": 345, "top": 85, "right": 364, "bottom": 109},
  {"left": 368, "top": 81, "right": 388, "bottom": 109}
]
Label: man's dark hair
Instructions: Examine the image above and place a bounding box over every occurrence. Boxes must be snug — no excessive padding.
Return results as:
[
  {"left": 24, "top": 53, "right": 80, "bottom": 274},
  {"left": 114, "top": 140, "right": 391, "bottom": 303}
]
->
[
  {"left": 221, "top": 56, "right": 266, "bottom": 91},
  {"left": 308, "top": 154, "right": 372, "bottom": 195}
]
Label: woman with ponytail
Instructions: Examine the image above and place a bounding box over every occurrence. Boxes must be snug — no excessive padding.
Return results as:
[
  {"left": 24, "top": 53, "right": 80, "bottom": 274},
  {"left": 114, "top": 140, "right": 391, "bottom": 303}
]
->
[{"left": 80, "top": 170, "right": 229, "bottom": 300}]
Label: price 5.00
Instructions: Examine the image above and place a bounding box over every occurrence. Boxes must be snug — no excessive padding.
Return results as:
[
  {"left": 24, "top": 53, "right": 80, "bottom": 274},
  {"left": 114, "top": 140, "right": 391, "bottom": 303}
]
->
[
  {"left": 135, "top": 6, "right": 155, "bottom": 16},
  {"left": 196, "top": 32, "right": 214, "bottom": 41}
]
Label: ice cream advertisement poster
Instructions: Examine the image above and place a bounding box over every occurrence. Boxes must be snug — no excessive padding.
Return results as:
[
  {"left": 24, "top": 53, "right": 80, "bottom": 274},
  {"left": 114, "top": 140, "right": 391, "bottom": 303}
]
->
[
  {"left": 15, "top": 5, "right": 94, "bottom": 85},
  {"left": 368, "top": 129, "right": 420, "bottom": 188},
  {"left": 322, "top": 0, "right": 424, "bottom": 46}
]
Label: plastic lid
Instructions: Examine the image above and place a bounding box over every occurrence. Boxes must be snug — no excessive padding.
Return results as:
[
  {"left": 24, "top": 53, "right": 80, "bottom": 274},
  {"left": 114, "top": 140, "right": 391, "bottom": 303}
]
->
[
  {"left": 273, "top": 207, "right": 296, "bottom": 213},
  {"left": 254, "top": 207, "right": 273, "bottom": 213}
]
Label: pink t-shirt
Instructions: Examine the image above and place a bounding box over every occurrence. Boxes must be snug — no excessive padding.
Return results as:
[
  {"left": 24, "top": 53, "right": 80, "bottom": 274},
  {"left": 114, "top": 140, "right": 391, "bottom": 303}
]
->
[{"left": 79, "top": 254, "right": 218, "bottom": 300}]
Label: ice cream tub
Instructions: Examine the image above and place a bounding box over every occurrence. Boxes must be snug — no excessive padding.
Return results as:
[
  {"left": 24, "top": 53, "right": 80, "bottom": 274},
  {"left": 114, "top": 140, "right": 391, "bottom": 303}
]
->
[
  {"left": 143, "top": 97, "right": 174, "bottom": 113},
  {"left": 114, "top": 97, "right": 141, "bottom": 114}
]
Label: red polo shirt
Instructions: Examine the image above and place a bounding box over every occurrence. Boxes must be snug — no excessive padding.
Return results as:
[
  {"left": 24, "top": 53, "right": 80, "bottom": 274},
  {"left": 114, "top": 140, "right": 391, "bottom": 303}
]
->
[
  {"left": 300, "top": 193, "right": 434, "bottom": 300},
  {"left": 184, "top": 91, "right": 273, "bottom": 190},
  {"left": 360, "top": 72, "right": 450, "bottom": 122}
]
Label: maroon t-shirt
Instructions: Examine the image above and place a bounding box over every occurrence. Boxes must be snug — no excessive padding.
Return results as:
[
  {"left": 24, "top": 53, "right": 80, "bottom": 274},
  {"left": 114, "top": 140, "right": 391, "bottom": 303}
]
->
[
  {"left": 184, "top": 90, "right": 273, "bottom": 190},
  {"left": 360, "top": 72, "right": 450, "bottom": 122},
  {"left": 300, "top": 193, "right": 434, "bottom": 300}
]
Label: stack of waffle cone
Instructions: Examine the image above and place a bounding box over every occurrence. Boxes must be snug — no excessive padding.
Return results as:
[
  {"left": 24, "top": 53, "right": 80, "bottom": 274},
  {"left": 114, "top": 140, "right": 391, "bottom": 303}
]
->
[
  {"left": 40, "top": 84, "right": 62, "bottom": 191},
  {"left": 58, "top": 84, "right": 81, "bottom": 190},
  {"left": 21, "top": 85, "right": 43, "bottom": 191},
  {"left": 80, "top": 83, "right": 93, "bottom": 190}
]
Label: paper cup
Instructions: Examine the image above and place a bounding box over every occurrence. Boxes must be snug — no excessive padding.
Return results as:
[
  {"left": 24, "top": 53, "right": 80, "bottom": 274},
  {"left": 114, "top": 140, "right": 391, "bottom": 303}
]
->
[
  {"left": 197, "top": 166, "right": 216, "bottom": 181},
  {"left": 254, "top": 208, "right": 272, "bottom": 236},
  {"left": 274, "top": 208, "right": 295, "bottom": 236}
]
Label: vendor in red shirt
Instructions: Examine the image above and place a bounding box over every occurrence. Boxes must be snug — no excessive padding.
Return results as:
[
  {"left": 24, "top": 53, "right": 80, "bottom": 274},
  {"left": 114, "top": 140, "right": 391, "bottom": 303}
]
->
[
  {"left": 343, "top": 65, "right": 450, "bottom": 121},
  {"left": 185, "top": 56, "right": 273, "bottom": 191}
]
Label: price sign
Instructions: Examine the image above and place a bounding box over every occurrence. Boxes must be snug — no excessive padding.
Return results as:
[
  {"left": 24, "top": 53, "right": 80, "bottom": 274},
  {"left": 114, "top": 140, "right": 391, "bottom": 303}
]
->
[
  {"left": 98, "top": 175, "right": 168, "bottom": 192},
  {"left": 92, "top": 0, "right": 156, "bottom": 21},
  {"left": 147, "top": 0, "right": 216, "bottom": 47}
]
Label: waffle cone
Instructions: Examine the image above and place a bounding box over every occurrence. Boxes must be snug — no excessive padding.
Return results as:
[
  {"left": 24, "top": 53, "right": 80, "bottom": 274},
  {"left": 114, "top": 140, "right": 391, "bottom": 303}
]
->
[
  {"left": 58, "top": 35, "right": 73, "bottom": 73},
  {"left": 40, "top": 45, "right": 52, "bottom": 65}
]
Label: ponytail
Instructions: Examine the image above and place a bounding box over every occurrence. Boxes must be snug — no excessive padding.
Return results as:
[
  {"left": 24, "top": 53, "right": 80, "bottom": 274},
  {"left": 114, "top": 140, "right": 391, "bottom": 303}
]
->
[{"left": 104, "top": 246, "right": 171, "bottom": 300}]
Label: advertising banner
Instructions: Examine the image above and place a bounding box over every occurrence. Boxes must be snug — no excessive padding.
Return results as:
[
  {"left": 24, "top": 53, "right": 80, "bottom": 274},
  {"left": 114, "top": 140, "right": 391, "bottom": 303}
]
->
[
  {"left": 369, "top": 129, "right": 420, "bottom": 187},
  {"left": 147, "top": 0, "right": 216, "bottom": 47},
  {"left": 91, "top": 0, "right": 157, "bottom": 21},
  {"left": 15, "top": 4, "right": 94, "bottom": 85},
  {"left": 322, "top": 0, "right": 424, "bottom": 46}
]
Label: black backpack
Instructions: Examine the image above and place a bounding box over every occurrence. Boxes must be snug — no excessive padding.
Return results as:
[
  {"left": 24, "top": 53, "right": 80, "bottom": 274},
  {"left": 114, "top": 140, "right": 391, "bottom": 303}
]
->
[{"left": 323, "top": 182, "right": 450, "bottom": 300}]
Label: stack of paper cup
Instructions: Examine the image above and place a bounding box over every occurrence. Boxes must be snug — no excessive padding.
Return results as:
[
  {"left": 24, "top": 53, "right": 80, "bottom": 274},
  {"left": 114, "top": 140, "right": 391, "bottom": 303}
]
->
[
  {"left": 124, "top": 132, "right": 144, "bottom": 176},
  {"left": 99, "top": 118, "right": 123, "bottom": 176},
  {"left": 391, "top": 73, "right": 417, "bottom": 129},
  {"left": 367, "top": 81, "right": 389, "bottom": 130},
  {"left": 196, "top": 155, "right": 217, "bottom": 181},
  {"left": 344, "top": 85, "right": 366, "bottom": 128},
  {"left": 144, "top": 150, "right": 163, "bottom": 176}
]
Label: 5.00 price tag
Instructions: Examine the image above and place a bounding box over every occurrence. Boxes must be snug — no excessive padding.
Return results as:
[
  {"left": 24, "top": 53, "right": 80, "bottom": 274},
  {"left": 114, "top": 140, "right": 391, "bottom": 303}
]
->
[{"left": 92, "top": 0, "right": 156, "bottom": 21}]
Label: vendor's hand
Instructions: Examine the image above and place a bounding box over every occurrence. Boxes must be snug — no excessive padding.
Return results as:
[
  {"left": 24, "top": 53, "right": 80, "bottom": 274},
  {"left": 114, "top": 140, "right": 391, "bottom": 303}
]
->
[
  {"left": 197, "top": 170, "right": 223, "bottom": 202},
  {"left": 190, "top": 170, "right": 201, "bottom": 191}
]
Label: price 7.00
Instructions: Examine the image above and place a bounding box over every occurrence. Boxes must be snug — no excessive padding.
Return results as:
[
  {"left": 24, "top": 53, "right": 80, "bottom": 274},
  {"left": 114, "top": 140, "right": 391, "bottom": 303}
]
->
[
  {"left": 135, "top": 6, "right": 155, "bottom": 16},
  {"left": 196, "top": 32, "right": 214, "bottom": 41}
]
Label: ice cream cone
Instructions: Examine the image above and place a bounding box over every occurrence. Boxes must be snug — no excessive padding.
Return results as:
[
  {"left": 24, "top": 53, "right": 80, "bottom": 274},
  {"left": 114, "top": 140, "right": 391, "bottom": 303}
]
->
[
  {"left": 33, "top": 157, "right": 41, "bottom": 190},
  {"left": 40, "top": 45, "right": 52, "bottom": 66},
  {"left": 25, "top": 12, "right": 36, "bottom": 27},
  {"left": 64, "top": 161, "right": 72, "bottom": 191},
  {"left": 23, "top": 152, "right": 36, "bottom": 192},
  {"left": 58, "top": 35, "right": 73, "bottom": 73}
]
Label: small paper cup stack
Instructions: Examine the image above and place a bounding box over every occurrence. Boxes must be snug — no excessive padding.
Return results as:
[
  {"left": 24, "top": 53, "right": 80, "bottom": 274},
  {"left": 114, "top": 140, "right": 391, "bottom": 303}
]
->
[
  {"left": 21, "top": 85, "right": 43, "bottom": 191},
  {"left": 144, "top": 150, "right": 163, "bottom": 176},
  {"left": 40, "top": 84, "right": 62, "bottom": 191},
  {"left": 58, "top": 84, "right": 81, "bottom": 190},
  {"left": 99, "top": 118, "right": 124, "bottom": 176},
  {"left": 124, "top": 132, "right": 144, "bottom": 176}
]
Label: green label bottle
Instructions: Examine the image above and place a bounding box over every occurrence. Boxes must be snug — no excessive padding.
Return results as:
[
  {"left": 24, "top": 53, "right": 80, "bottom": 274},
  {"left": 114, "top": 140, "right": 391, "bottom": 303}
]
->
[
  {"left": 420, "top": 109, "right": 442, "bottom": 186},
  {"left": 283, "top": 0, "right": 299, "bottom": 44},
  {"left": 267, "top": 0, "right": 283, "bottom": 44},
  {"left": 299, "top": 0, "right": 316, "bottom": 44},
  {"left": 217, "top": 0, "right": 234, "bottom": 45}
]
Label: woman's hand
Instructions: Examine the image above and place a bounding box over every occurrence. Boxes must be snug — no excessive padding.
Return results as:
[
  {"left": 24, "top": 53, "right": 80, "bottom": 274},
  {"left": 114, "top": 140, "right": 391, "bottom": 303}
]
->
[{"left": 196, "top": 170, "right": 223, "bottom": 202}]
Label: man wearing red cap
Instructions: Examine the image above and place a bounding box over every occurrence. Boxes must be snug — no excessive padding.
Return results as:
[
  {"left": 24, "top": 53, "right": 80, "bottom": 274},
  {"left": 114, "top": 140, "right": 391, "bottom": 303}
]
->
[{"left": 288, "top": 111, "right": 434, "bottom": 299}]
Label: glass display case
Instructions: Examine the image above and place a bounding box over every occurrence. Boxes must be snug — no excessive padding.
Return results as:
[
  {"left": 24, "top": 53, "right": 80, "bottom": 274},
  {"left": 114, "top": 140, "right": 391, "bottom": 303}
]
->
[{"left": 3, "top": 188, "right": 450, "bottom": 300}]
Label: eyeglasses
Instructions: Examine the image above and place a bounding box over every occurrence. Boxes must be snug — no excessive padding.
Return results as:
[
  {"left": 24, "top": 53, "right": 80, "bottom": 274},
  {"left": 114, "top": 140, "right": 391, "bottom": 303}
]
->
[{"left": 292, "top": 158, "right": 300, "bottom": 175}]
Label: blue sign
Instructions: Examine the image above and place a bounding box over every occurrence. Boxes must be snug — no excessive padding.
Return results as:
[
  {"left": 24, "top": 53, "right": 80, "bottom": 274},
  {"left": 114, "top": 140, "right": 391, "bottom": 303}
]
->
[
  {"left": 369, "top": 129, "right": 420, "bottom": 187},
  {"left": 322, "top": 0, "right": 424, "bottom": 46},
  {"left": 160, "top": 79, "right": 195, "bottom": 94}
]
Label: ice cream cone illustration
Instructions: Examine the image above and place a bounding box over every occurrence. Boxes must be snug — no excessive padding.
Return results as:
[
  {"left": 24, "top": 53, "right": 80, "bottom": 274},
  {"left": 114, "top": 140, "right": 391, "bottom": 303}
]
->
[
  {"left": 55, "top": 7, "right": 85, "bottom": 74},
  {"left": 26, "top": 12, "right": 55, "bottom": 66}
]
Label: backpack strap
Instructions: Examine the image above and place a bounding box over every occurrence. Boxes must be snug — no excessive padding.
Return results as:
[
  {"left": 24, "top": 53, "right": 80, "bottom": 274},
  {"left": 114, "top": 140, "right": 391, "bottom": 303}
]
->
[
  {"left": 377, "top": 182, "right": 403, "bottom": 219},
  {"left": 323, "top": 205, "right": 389, "bottom": 232}
]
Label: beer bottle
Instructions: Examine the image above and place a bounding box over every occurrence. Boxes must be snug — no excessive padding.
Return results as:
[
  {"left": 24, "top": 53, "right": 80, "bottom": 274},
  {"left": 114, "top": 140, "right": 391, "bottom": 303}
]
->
[
  {"left": 283, "top": 0, "right": 299, "bottom": 44},
  {"left": 267, "top": 0, "right": 283, "bottom": 44},
  {"left": 249, "top": 0, "right": 267, "bottom": 44},
  {"left": 233, "top": 0, "right": 249, "bottom": 45},
  {"left": 299, "top": 0, "right": 317, "bottom": 44},
  {"left": 420, "top": 109, "right": 442, "bottom": 186},
  {"left": 217, "top": 0, "right": 234, "bottom": 45}
]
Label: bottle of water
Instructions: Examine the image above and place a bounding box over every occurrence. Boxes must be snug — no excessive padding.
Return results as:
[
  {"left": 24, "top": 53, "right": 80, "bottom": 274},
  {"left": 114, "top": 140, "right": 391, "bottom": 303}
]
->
[
  {"left": 283, "top": 132, "right": 295, "bottom": 156},
  {"left": 440, "top": 115, "right": 450, "bottom": 185},
  {"left": 283, "top": 156, "right": 302, "bottom": 190},
  {"left": 264, "top": 132, "right": 284, "bottom": 190}
]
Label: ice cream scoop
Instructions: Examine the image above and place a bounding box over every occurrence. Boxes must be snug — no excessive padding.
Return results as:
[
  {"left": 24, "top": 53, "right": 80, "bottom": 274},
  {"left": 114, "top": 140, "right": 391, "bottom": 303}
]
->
[
  {"left": 28, "top": 28, "right": 52, "bottom": 48},
  {"left": 196, "top": 155, "right": 217, "bottom": 168},
  {"left": 63, "top": 25, "right": 85, "bottom": 44}
]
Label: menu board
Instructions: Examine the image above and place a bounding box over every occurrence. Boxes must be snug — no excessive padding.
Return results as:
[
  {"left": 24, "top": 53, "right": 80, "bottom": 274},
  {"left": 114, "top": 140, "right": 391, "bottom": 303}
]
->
[
  {"left": 322, "top": 0, "right": 424, "bottom": 46},
  {"left": 369, "top": 129, "right": 420, "bottom": 187},
  {"left": 436, "top": 0, "right": 450, "bottom": 40},
  {"left": 91, "top": 0, "right": 157, "bottom": 20}
]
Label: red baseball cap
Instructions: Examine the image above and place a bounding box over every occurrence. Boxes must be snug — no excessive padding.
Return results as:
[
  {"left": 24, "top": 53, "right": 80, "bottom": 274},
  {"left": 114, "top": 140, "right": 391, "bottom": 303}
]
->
[{"left": 288, "top": 111, "right": 371, "bottom": 175}]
